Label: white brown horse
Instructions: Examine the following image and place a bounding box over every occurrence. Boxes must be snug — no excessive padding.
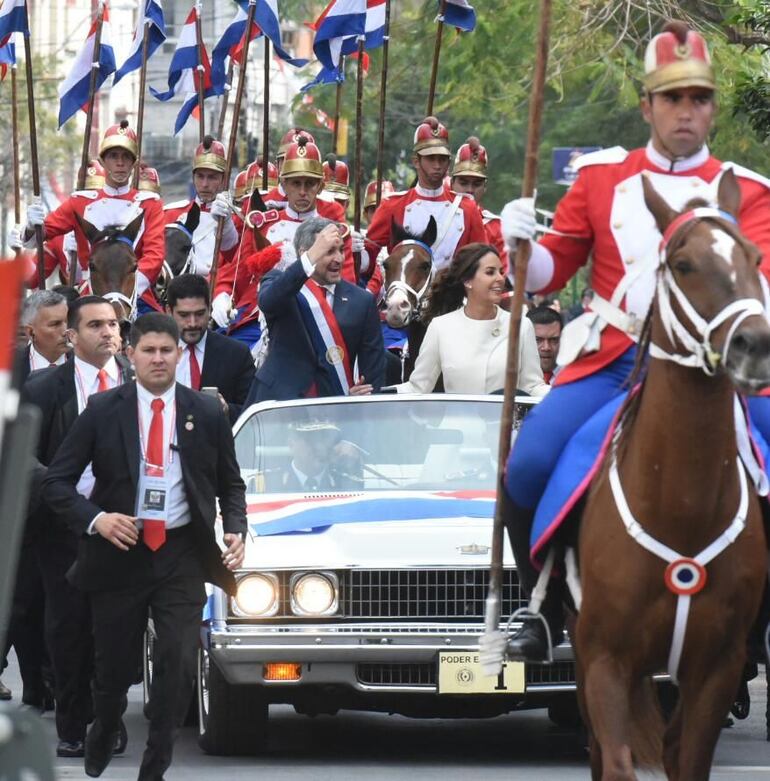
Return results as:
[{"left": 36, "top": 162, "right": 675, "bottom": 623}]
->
[{"left": 576, "top": 169, "right": 770, "bottom": 780}]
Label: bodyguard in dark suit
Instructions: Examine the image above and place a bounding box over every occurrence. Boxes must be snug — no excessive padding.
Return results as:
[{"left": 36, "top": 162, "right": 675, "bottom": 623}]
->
[
  {"left": 165, "top": 273, "right": 255, "bottom": 423},
  {"left": 43, "top": 313, "right": 247, "bottom": 781},
  {"left": 247, "top": 217, "right": 386, "bottom": 403},
  {"left": 21, "top": 295, "right": 129, "bottom": 757}
]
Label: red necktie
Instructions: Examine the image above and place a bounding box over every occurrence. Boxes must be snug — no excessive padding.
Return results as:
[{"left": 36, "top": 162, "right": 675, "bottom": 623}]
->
[
  {"left": 97, "top": 368, "right": 109, "bottom": 393},
  {"left": 143, "top": 397, "right": 166, "bottom": 551},
  {"left": 188, "top": 344, "right": 201, "bottom": 391}
]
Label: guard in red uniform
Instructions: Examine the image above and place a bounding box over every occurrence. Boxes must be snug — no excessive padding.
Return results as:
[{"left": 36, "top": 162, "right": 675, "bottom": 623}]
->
[
  {"left": 450, "top": 136, "right": 508, "bottom": 274},
  {"left": 323, "top": 155, "right": 351, "bottom": 211},
  {"left": 264, "top": 128, "right": 319, "bottom": 208},
  {"left": 138, "top": 165, "right": 162, "bottom": 196},
  {"left": 363, "top": 179, "right": 395, "bottom": 225},
  {"left": 365, "top": 117, "right": 487, "bottom": 271},
  {"left": 211, "top": 136, "right": 355, "bottom": 344},
  {"left": 501, "top": 21, "right": 770, "bottom": 662},
  {"left": 162, "top": 136, "right": 238, "bottom": 278},
  {"left": 24, "top": 121, "right": 165, "bottom": 312}
]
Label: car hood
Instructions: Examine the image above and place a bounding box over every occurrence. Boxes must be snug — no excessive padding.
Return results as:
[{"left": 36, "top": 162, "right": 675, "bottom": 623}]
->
[{"left": 243, "top": 490, "right": 513, "bottom": 569}]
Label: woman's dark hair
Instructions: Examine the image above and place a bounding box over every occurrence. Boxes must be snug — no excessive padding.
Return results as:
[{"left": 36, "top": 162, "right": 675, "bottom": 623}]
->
[{"left": 423, "top": 243, "right": 498, "bottom": 324}]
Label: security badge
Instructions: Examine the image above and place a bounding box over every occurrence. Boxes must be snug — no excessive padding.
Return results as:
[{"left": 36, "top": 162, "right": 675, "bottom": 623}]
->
[{"left": 137, "top": 472, "right": 169, "bottom": 524}]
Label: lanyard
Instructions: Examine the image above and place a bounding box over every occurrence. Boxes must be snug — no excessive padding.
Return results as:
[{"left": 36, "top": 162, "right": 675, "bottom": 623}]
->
[
  {"left": 74, "top": 363, "right": 118, "bottom": 412},
  {"left": 137, "top": 398, "right": 177, "bottom": 472}
]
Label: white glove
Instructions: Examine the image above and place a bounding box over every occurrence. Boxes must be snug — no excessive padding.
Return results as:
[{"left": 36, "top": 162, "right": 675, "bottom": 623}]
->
[
  {"left": 212, "top": 292, "right": 234, "bottom": 328},
  {"left": 135, "top": 270, "right": 152, "bottom": 296},
  {"left": 276, "top": 242, "right": 298, "bottom": 272},
  {"left": 210, "top": 192, "right": 234, "bottom": 220},
  {"left": 63, "top": 231, "right": 78, "bottom": 254},
  {"left": 501, "top": 197, "right": 537, "bottom": 247},
  {"left": 351, "top": 229, "right": 365, "bottom": 254},
  {"left": 26, "top": 200, "right": 46, "bottom": 229},
  {"left": 7, "top": 225, "right": 23, "bottom": 251}
]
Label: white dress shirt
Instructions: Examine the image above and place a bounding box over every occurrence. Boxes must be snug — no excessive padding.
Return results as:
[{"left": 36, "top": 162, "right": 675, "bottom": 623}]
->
[
  {"left": 74, "top": 356, "right": 121, "bottom": 497},
  {"left": 396, "top": 306, "right": 550, "bottom": 397},
  {"left": 176, "top": 331, "right": 207, "bottom": 389},
  {"left": 29, "top": 345, "right": 66, "bottom": 372},
  {"left": 136, "top": 382, "right": 191, "bottom": 530}
]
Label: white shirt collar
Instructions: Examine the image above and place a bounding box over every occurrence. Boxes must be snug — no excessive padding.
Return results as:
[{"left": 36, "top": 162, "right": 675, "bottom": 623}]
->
[
  {"left": 415, "top": 184, "right": 445, "bottom": 198},
  {"left": 179, "top": 331, "right": 207, "bottom": 354},
  {"left": 645, "top": 140, "right": 710, "bottom": 173},
  {"left": 136, "top": 381, "right": 176, "bottom": 408},
  {"left": 285, "top": 205, "right": 318, "bottom": 221},
  {"left": 102, "top": 183, "right": 132, "bottom": 196},
  {"left": 74, "top": 355, "right": 119, "bottom": 386},
  {"left": 29, "top": 344, "right": 65, "bottom": 369}
]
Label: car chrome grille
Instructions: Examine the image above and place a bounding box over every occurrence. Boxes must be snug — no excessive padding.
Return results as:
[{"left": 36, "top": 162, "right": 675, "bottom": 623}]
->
[
  {"left": 343, "top": 569, "right": 522, "bottom": 620},
  {"left": 356, "top": 661, "right": 576, "bottom": 688}
]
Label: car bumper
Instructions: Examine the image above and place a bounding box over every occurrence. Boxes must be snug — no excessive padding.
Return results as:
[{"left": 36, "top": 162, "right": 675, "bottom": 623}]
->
[{"left": 208, "top": 622, "right": 576, "bottom": 695}]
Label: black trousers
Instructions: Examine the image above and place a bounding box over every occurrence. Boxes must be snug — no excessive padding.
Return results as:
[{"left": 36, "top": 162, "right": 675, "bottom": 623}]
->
[
  {"left": 2, "top": 531, "right": 49, "bottom": 704},
  {"left": 37, "top": 521, "right": 93, "bottom": 741},
  {"left": 89, "top": 527, "right": 205, "bottom": 781}
]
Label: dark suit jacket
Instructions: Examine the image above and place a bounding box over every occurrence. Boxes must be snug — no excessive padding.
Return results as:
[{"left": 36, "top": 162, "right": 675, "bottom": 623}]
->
[
  {"left": 199, "top": 330, "right": 255, "bottom": 424},
  {"left": 41, "top": 382, "right": 247, "bottom": 595},
  {"left": 21, "top": 355, "right": 133, "bottom": 467},
  {"left": 250, "top": 259, "right": 386, "bottom": 402}
]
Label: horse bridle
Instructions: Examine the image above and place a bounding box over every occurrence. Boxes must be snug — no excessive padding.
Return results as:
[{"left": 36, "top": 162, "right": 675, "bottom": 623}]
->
[
  {"left": 385, "top": 239, "right": 435, "bottom": 315},
  {"left": 650, "top": 207, "right": 766, "bottom": 375},
  {"left": 166, "top": 221, "right": 195, "bottom": 276},
  {"left": 91, "top": 234, "right": 139, "bottom": 322}
]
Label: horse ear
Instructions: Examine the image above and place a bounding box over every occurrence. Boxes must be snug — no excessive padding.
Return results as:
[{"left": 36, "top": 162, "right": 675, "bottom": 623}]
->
[
  {"left": 716, "top": 168, "right": 741, "bottom": 220},
  {"left": 185, "top": 202, "right": 200, "bottom": 234},
  {"left": 421, "top": 216, "right": 437, "bottom": 248},
  {"left": 74, "top": 212, "right": 101, "bottom": 244},
  {"left": 390, "top": 217, "right": 406, "bottom": 246},
  {"left": 249, "top": 187, "right": 267, "bottom": 214},
  {"left": 121, "top": 212, "right": 145, "bottom": 244},
  {"left": 642, "top": 173, "right": 677, "bottom": 234}
]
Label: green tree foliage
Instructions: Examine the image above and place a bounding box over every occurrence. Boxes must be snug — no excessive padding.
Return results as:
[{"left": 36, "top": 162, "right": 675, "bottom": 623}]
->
[{"left": 289, "top": 0, "right": 768, "bottom": 218}]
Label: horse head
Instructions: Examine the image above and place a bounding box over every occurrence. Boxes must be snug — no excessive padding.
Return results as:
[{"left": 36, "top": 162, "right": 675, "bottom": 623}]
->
[
  {"left": 78, "top": 212, "right": 143, "bottom": 324},
  {"left": 164, "top": 202, "right": 200, "bottom": 276},
  {"left": 382, "top": 216, "right": 437, "bottom": 328},
  {"left": 643, "top": 169, "right": 770, "bottom": 393}
]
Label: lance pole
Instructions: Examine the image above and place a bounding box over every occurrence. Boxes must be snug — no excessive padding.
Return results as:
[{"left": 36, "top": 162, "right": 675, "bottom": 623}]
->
[
  {"left": 331, "top": 54, "right": 343, "bottom": 154},
  {"left": 195, "top": 0, "right": 206, "bottom": 142},
  {"left": 375, "top": 0, "right": 391, "bottom": 206},
  {"left": 11, "top": 63, "right": 21, "bottom": 257},
  {"left": 262, "top": 38, "right": 270, "bottom": 191},
  {"left": 483, "top": 0, "right": 553, "bottom": 659},
  {"left": 208, "top": 0, "right": 258, "bottom": 299},
  {"left": 22, "top": 28, "right": 45, "bottom": 290},
  {"left": 78, "top": 1, "right": 105, "bottom": 191},
  {"left": 352, "top": 36, "right": 365, "bottom": 281},
  {"left": 426, "top": 0, "right": 447, "bottom": 116},
  {"left": 132, "top": 21, "right": 151, "bottom": 188},
  {"left": 217, "top": 58, "right": 235, "bottom": 140}
]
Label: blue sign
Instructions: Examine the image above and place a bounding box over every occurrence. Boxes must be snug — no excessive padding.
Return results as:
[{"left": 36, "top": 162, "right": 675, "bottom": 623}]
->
[{"left": 552, "top": 147, "right": 602, "bottom": 185}]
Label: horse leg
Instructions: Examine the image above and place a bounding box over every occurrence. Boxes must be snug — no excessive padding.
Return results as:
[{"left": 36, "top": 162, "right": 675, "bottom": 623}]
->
[
  {"left": 583, "top": 655, "right": 637, "bottom": 781},
  {"left": 675, "top": 654, "right": 745, "bottom": 781},
  {"left": 575, "top": 656, "right": 602, "bottom": 780}
]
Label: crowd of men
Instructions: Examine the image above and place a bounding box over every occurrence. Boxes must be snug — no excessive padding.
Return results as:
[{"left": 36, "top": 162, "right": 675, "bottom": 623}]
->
[{"left": 2, "top": 16, "right": 770, "bottom": 781}]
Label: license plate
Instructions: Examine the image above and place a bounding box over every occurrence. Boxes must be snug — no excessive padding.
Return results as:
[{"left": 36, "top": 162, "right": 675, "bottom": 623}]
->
[{"left": 437, "top": 651, "right": 525, "bottom": 694}]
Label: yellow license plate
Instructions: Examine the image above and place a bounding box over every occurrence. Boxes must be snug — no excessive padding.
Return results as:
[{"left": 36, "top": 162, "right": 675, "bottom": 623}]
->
[{"left": 437, "top": 651, "right": 525, "bottom": 694}]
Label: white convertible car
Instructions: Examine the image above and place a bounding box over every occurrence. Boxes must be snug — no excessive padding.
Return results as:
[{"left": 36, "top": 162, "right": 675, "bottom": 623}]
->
[{"left": 185, "top": 394, "right": 576, "bottom": 755}]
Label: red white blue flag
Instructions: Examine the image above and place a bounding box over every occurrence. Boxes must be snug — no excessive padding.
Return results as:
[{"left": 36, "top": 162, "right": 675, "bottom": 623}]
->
[
  {"left": 0, "top": 38, "right": 15, "bottom": 81},
  {"left": 150, "top": 5, "right": 220, "bottom": 135},
  {"left": 113, "top": 0, "right": 166, "bottom": 85},
  {"left": 57, "top": 3, "right": 116, "bottom": 128},
  {"left": 234, "top": 0, "right": 308, "bottom": 68},
  {"left": 211, "top": 4, "right": 261, "bottom": 92},
  {"left": 0, "top": 0, "right": 28, "bottom": 43},
  {"left": 311, "top": 0, "right": 365, "bottom": 71},
  {"left": 441, "top": 0, "right": 476, "bottom": 32}
]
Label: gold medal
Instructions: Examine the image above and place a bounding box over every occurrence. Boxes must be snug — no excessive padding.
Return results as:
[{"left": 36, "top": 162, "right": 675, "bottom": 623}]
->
[{"left": 325, "top": 345, "right": 345, "bottom": 365}]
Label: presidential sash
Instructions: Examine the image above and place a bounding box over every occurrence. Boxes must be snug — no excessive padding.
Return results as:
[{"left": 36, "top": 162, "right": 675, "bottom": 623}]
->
[{"left": 296, "top": 279, "right": 354, "bottom": 395}]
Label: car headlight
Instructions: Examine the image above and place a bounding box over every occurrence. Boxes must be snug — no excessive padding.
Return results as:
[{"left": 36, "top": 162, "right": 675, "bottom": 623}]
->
[
  {"left": 290, "top": 572, "right": 339, "bottom": 616},
  {"left": 232, "top": 573, "right": 279, "bottom": 617}
]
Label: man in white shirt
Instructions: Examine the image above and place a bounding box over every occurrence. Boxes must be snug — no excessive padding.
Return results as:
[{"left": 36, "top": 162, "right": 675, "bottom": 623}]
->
[
  {"left": 42, "top": 313, "right": 247, "bottom": 781},
  {"left": 21, "top": 296, "right": 129, "bottom": 758}
]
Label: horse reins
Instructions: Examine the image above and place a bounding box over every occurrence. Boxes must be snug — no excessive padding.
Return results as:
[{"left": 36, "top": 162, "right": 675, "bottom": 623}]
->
[
  {"left": 649, "top": 207, "right": 766, "bottom": 374},
  {"left": 385, "top": 239, "right": 435, "bottom": 316},
  {"left": 91, "top": 234, "right": 139, "bottom": 322}
]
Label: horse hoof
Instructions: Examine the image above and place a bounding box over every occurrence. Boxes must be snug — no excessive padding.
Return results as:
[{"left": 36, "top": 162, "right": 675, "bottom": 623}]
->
[{"left": 730, "top": 680, "right": 750, "bottom": 720}]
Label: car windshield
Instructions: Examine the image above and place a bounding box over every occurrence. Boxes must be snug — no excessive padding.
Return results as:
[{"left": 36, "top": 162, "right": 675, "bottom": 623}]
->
[{"left": 235, "top": 398, "right": 503, "bottom": 494}]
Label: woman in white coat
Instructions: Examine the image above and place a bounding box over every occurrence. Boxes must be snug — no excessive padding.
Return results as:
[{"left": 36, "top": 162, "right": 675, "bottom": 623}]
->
[{"left": 395, "top": 243, "right": 549, "bottom": 396}]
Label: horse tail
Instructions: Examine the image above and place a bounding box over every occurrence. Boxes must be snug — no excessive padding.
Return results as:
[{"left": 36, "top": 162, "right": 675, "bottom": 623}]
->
[{"left": 628, "top": 677, "right": 664, "bottom": 769}]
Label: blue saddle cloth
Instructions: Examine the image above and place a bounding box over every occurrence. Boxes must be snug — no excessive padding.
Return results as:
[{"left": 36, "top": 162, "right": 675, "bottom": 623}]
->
[{"left": 529, "top": 391, "right": 770, "bottom": 567}]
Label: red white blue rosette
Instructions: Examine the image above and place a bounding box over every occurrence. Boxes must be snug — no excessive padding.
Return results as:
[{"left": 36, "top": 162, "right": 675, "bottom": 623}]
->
[{"left": 664, "top": 558, "right": 707, "bottom": 596}]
